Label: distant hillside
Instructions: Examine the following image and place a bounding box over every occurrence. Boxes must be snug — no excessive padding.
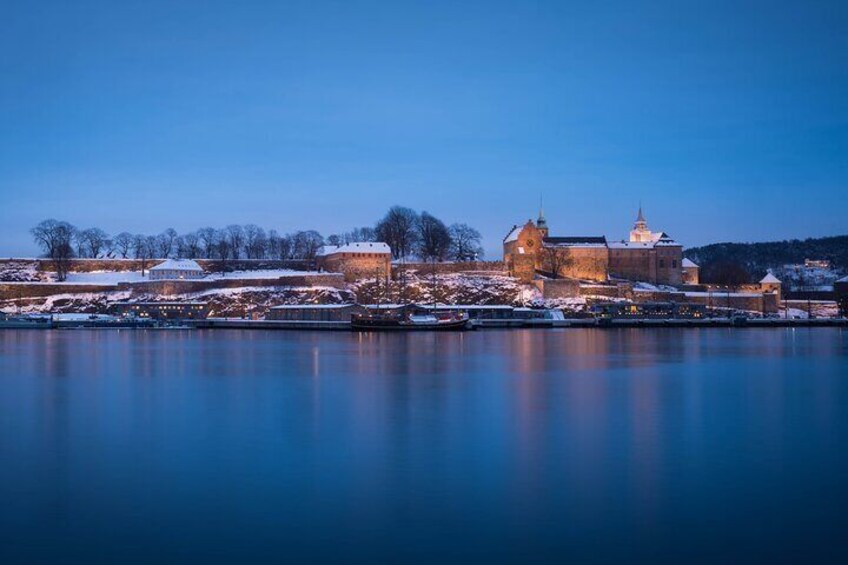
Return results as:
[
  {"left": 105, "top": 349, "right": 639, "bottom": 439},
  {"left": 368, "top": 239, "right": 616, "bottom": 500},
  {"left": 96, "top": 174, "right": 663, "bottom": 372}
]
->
[{"left": 685, "top": 235, "right": 848, "bottom": 282}]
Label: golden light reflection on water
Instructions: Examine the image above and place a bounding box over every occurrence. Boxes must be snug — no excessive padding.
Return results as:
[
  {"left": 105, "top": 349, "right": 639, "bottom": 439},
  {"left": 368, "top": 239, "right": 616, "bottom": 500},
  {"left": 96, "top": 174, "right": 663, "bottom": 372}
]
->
[{"left": 2, "top": 327, "right": 847, "bottom": 544}]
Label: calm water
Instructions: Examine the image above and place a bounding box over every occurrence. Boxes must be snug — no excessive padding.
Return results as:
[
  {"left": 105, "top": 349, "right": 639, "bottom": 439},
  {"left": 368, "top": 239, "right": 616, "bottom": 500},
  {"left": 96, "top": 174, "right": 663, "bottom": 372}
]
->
[{"left": 1, "top": 328, "right": 847, "bottom": 563}]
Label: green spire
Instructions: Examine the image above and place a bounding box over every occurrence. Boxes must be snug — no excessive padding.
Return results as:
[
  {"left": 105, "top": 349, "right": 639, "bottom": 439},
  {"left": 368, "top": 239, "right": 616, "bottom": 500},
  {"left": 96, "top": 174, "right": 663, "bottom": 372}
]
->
[{"left": 537, "top": 195, "right": 547, "bottom": 227}]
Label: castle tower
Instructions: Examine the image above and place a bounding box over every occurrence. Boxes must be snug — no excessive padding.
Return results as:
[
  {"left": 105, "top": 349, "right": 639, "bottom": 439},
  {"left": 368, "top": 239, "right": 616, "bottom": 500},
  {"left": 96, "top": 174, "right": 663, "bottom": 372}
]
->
[
  {"left": 760, "top": 272, "right": 782, "bottom": 301},
  {"left": 629, "top": 205, "right": 653, "bottom": 243},
  {"left": 536, "top": 203, "right": 549, "bottom": 238}
]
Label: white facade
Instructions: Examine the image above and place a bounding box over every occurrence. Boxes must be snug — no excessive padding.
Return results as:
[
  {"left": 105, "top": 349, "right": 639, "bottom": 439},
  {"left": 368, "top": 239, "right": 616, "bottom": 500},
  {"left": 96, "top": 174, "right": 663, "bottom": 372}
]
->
[
  {"left": 149, "top": 259, "right": 205, "bottom": 280},
  {"left": 629, "top": 206, "right": 665, "bottom": 243}
]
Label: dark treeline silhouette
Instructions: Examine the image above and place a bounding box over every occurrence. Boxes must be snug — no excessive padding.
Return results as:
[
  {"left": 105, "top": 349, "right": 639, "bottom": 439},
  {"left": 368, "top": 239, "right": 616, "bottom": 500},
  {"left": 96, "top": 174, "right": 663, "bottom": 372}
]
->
[
  {"left": 686, "top": 235, "right": 848, "bottom": 281},
  {"left": 30, "top": 208, "right": 484, "bottom": 280},
  {"left": 373, "top": 205, "right": 483, "bottom": 262},
  {"left": 699, "top": 260, "right": 753, "bottom": 286}
]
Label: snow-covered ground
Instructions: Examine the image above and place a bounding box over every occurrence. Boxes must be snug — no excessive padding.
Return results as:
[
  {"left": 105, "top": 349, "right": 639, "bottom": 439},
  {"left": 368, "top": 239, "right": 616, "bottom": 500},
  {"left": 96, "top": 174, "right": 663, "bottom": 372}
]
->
[
  {"left": 12, "top": 269, "right": 323, "bottom": 285},
  {"left": 0, "top": 261, "right": 45, "bottom": 282},
  {"left": 205, "top": 269, "right": 320, "bottom": 280},
  {"left": 775, "top": 265, "right": 844, "bottom": 290},
  {"left": 633, "top": 282, "right": 680, "bottom": 292},
  {"left": 64, "top": 271, "right": 147, "bottom": 284}
]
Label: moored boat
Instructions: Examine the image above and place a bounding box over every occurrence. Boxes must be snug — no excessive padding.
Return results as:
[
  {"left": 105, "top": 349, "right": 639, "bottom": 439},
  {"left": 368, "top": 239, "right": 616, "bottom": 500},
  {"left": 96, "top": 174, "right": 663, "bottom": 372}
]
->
[
  {"left": 351, "top": 305, "right": 469, "bottom": 331},
  {"left": 0, "top": 315, "right": 54, "bottom": 329}
]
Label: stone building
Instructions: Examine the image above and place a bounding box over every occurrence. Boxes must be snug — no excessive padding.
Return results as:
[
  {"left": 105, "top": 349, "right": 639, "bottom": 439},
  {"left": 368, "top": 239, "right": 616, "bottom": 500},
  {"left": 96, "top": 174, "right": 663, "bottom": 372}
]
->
[
  {"left": 149, "top": 259, "right": 205, "bottom": 281},
  {"left": 267, "top": 304, "right": 362, "bottom": 322},
  {"left": 607, "top": 207, "right": 683, "bottom": 285},
  {"left": 759, "top": 273, "right": 782, "bottom": 301},
  {"left": 503, "top": 207, "right": 684, "bottom": 285},
  {"left": 316, "top": 242, "right": 392, "bottom": 282},
  {"left": 503, "top": 215, "right": 609, "bottom": 282},
  {"left": 682, "top": 258, "right": 700, "bottom": 284},
  {"left": 110, "top": 301, "right": 210, "bottom": 320}
]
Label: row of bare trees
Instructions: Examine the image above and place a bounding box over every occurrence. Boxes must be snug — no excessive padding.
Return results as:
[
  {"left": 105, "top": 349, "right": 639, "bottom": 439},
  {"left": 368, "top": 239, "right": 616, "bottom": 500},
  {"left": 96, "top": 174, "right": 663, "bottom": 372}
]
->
[
  {"left": 31, "top": 208, "right": 484, "bottom": 280},
  {"left": 372, "top": 206, "right": 483, "bottom": 263},
  {"left": 31, "top": 221, "right": 329, "bottom": 280}
]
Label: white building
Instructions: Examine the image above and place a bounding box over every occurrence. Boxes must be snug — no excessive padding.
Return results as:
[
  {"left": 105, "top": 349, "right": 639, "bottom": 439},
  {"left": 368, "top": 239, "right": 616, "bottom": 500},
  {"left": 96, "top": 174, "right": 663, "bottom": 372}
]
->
[
  {"left": 149, "top": 259, "right": 205, "bottom": 281},
  {"left": 682, "top": 258, "right": 700, "bottom": 285},
  {"left": 629, "top": 206, "right": 666, "bottom": 243}
]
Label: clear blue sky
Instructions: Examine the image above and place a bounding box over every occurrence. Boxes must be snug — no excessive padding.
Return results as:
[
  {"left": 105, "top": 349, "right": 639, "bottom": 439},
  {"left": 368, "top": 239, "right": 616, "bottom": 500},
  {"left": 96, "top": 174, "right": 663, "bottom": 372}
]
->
[{"left": 1, "top": 0, "right": 846, "bottom": 257}]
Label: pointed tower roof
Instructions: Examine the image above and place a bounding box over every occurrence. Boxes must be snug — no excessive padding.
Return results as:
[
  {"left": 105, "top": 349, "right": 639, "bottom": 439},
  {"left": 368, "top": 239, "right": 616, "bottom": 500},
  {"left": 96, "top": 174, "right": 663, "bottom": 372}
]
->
[
  {"left": 760, "top": 273, "right": 781, "bottom": 284},
  {"left": 537, "top": 195, "right": 547, "bottom": 228},
  {"left": 636, "top": 204, "right": 645, "bottom": 223}
]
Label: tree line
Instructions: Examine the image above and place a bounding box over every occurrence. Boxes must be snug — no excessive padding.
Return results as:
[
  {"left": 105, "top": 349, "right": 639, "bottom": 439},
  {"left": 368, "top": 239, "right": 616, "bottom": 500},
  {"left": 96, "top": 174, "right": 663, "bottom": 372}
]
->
[
  {"left": 31, "top": 206, "right": 483, "bottom": 280},
  {"left": 686, "top": 235, "right": 848, "bottom": 285}
]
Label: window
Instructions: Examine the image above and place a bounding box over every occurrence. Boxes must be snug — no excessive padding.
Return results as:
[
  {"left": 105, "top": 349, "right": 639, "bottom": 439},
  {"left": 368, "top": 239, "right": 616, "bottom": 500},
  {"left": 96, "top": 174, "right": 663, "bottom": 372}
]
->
[
  {"left": 659, "top": 259, "right": 665, "bottom": 268},
  {"left": 672, "top": 260, "right": 677, "bottom": 268}
]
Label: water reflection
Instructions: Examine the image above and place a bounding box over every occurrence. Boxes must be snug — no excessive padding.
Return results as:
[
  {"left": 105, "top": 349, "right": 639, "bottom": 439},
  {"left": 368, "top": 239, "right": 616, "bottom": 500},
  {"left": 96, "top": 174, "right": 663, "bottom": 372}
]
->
[{"left": 1, "top": 328, "right": 847, "bottom": 562}]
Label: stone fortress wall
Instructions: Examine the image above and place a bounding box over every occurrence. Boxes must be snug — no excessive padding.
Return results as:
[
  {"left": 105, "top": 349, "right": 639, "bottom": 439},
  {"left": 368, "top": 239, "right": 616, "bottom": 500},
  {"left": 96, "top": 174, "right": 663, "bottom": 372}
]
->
[{"left": 2, "top": 258, "right": 315, "bottom": 273}]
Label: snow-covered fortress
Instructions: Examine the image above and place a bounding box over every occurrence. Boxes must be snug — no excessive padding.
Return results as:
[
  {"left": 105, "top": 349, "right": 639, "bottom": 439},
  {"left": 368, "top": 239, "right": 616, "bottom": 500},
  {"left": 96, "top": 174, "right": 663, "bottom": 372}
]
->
[{"left": 504, "top": 207, "right": 685, "bottom": 285}]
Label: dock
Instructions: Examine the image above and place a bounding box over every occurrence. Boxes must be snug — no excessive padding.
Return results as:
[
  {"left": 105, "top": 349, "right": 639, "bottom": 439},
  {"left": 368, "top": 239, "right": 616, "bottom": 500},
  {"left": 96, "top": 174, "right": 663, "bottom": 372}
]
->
[{"left": 188, "top": 317, "right": 848, "bottom": 331}]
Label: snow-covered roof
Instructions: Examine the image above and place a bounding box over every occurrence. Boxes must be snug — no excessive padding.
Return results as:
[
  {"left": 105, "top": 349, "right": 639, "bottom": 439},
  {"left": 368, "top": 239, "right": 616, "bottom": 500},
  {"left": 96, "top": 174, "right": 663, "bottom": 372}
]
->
[
  {"left": 760, "top": 273, "right": 781, "bottom": 284},
  {"left": 318, "top": 242, "right": 391, "bottom": 256},
  {"left": 838, "top": 275, "right": 848, "bottom": 283},
  {"left": 609, "top": 241, "right": 654, "bottom": 249},
  {"left": 682, "top": 258, "right": 698, "bottom": 268},
  {"left": 504, "top": 225, "right": 522, "bottom": 243},
  {"left": 149, "top": 259, "right": 203, "bottom": 272},
  {"left": 654, "top": 233, "right": 681, "bottom": 246},
  {"left": 543, "top": 236, "right": 607, "bottom": 248}
]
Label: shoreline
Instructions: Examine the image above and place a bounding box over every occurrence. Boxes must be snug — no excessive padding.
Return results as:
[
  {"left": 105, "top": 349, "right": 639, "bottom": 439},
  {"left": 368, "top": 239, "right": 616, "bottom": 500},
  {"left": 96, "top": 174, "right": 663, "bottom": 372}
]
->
[{"left": 3, "top": 317, "right": 847, "bottom": 331}]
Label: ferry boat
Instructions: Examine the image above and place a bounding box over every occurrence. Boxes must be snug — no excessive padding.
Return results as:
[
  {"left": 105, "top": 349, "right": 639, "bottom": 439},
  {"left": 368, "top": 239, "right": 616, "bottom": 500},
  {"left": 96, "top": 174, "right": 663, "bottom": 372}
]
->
[
  {"left": 351, "top": 306, "right": 469, "bottom": 331},
  {"left": 0, "top": 315, "right": 54, "bottom": 329}
]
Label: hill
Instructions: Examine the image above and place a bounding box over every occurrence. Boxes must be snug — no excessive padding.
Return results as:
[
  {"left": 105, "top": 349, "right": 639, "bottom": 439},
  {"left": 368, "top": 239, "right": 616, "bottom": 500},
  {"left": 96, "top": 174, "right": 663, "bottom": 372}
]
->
[{"left": 685, "top": 235, "right": 848, "bottom": 282}]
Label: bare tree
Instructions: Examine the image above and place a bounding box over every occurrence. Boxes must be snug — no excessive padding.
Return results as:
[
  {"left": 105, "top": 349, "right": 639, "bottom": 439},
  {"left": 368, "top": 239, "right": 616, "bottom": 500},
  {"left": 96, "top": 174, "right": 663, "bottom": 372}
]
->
[
  {"left": 225, "top": 225, "right": 245, "bottom": 260},
  {"left": 31, "top": 219, "right": 76, "bottom": 281},
  {"left": 448, "top": 223, "right": 483, "bottom": 261},
  {"left": 416, "top": 212, "right": 452, "bottom": 262},
  {"left": 78, "top": 227, "right": 109, "bottom": 258},
  {"left": 542, "top": 246, "right": 573, "bottom": 279},
  {"left": 244, "top": 224, "right": 267, "bottom": 259},
  {"left": 174, "top": 235, "right": 187, "bottom": 258},
  {"left": 73, "top": 230, "right": 86, "bottom": 258},
  {"left": 278, "top": 234, "right": 294, "bottom": 260},
  {"left": 327, "top": 234, "right": 343, "bottom": 247},
  {"left": 214, "top": 229, "right": 231, "bottom": 272},
  {"left": 113, "top": 232, "right": 134, "bottom": 258},
  {"left": 349, "top": 226, "right": 376, "bottom": 242},
  {"left": 197, "top": 227, "right": 217, "bottom": 259},
  {"left": 375, "top": 206, "right": 419, "bottom": 260},
  {"left": 267, "top": 230, "right": 282, "bottom": 260},
  {"left": 103, "top": 236, "right": 116, "bottom": 258},
  {"left": 181, "top": 231, "right": 200, "bottom": 258},
  {"left": 291, "top": 230, "right": 324, "bottom": 260},
  {"left": 132, "top": 234, "right": 154, "bottom": 276},
  {"left": 156, "top": 228, "right": 178, "bottom": 258}
]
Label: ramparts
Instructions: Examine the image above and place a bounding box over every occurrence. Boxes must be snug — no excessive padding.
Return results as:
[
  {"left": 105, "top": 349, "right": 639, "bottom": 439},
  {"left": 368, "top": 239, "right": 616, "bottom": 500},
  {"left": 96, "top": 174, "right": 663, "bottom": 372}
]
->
[
  {"left": 120, "top": 274, "right": 344, "bottom": 296},
  {"left": 398, "top": 261, "right": 505, "bottom": 275},
  {"left": 1, "top": 273, "right": 344, "bottom": 300},
  {"left": 0, "top": 258, "right": 314, "bottom": 274}
]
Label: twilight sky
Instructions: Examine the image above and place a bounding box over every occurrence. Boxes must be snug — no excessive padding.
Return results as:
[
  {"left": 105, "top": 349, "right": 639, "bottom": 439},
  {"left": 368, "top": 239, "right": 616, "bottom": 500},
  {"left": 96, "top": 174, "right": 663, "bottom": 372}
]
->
[{"left": 1, "top": 0, "right": 846, "bottom": 257}]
